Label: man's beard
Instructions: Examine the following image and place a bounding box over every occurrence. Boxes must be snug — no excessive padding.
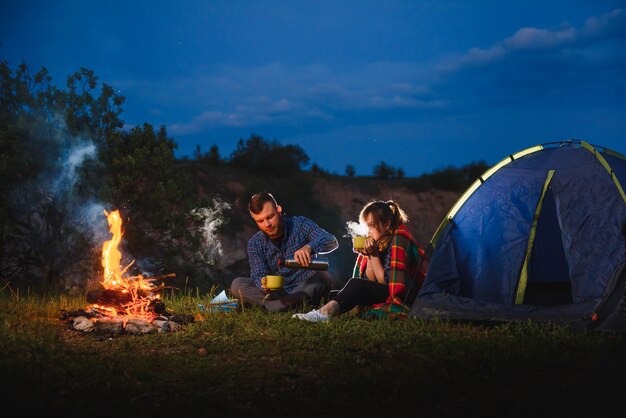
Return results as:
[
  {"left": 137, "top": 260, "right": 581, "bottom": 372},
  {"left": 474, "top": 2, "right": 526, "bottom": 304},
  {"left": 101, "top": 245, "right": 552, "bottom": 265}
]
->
[{"left": 265, "top": 218, "right": 283, "bottom": 239}]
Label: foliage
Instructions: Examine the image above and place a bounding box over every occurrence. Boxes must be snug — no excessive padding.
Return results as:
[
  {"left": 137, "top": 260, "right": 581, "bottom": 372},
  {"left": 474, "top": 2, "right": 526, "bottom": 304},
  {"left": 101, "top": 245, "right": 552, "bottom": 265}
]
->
[
  {"left": 310, "top": 162, "right": 329, "bottom": 176},
  {"left": 206, "top": 144, "right": 221, "bottom": 164},
  {"left": 372, "top": 160, "right": 404, "bottom": 179},
  {"left": 229, "top": 133, "right": 310, "bottom": 175},
  {"left": 64, "top": 67, "right": 125, "bottom": 141},
  {"left": 97, "top": 123, "right": 200, "bottom": 268},
  {"left": 193, "top": 143, "right": 222, "bottom": 165},
  {"left": 412, "top": 160, "right": 490, "bottom": 192}
]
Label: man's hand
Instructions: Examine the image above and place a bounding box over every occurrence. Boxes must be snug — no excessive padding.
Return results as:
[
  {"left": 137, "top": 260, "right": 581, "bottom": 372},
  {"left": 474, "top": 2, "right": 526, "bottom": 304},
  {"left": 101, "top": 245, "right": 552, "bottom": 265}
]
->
[
  {"left": 260, "top": 276, "right": 270, "bottom": 294},
  {"left": 293, "top": 244, "right": 313, "bottom": 266}
]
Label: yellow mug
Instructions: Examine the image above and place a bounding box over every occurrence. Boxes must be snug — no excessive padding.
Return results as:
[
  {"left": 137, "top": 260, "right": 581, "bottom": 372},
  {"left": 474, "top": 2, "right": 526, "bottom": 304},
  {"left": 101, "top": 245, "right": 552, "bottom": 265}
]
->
[
  {"left": 352, "top": 236, "right": 367, "bottom": 250},
  {"left": 262, "top": 275, "right": 284, "bottom": 290}
]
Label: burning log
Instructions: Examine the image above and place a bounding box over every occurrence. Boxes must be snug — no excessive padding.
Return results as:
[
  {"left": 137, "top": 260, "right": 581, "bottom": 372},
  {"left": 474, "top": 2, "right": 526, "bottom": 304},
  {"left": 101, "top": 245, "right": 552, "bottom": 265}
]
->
[
  {"left": 86, "top": 281, "right": 168, "bottom": 318},
  {"left": 87, "top": 283, "right": 135, "bottom": 306},
  {"left": 85, "top": 271, "right": 174, "bottom": 317}
]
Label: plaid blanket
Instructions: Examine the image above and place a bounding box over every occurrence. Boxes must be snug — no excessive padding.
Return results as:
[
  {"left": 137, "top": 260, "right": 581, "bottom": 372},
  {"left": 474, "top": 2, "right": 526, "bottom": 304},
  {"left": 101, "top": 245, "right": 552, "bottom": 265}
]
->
[{"left": 352, "top": 224, "right": 427, "bottom": 317}]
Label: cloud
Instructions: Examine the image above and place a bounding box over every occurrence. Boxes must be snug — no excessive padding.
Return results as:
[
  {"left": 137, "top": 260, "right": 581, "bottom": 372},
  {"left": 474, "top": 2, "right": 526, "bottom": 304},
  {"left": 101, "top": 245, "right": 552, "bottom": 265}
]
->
[
  {"left": 168, "top": 93, "right": 335, "bottom": 136},
  {"left": 435, "top": 8, "right": 626, "bottom": 108},
  {"left": 447, "top": 8, "right": 625, "bottom": 69},
  {"left": 504, "top": 26, "right": 576, "bottom": 49},
  {"left": 162, "top": 61, "right": 438, "bottom": 135}
]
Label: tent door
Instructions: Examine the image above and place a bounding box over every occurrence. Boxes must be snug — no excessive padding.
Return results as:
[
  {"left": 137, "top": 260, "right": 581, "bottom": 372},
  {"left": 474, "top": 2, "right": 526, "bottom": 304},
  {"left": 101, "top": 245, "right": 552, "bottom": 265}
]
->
[{"left": 516, "top": 170, "right": 573, "bottom": 305}]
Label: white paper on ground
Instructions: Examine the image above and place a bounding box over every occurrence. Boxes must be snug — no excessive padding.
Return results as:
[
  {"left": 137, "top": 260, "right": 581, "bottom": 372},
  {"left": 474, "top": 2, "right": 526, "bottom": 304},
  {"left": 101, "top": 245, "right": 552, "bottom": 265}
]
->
[{"left": 210, "top": 290, "right": 232, "bottom": 303}]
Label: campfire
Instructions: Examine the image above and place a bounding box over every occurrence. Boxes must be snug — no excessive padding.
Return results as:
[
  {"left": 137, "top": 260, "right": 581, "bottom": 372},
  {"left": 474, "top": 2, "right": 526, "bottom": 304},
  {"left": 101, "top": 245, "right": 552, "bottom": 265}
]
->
[
  {"left": 62, "top": 209, "right": 194, "bottom": 335},
  {"left": 88, "top": 209, "right": 168, "bottom": 319}
]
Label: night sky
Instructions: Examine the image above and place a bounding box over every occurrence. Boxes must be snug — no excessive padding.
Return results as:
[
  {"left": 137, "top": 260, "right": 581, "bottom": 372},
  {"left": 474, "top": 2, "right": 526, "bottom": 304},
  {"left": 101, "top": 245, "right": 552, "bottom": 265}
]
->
[{"left": 2, "top": 1, "right": 625, "bottom": 176}]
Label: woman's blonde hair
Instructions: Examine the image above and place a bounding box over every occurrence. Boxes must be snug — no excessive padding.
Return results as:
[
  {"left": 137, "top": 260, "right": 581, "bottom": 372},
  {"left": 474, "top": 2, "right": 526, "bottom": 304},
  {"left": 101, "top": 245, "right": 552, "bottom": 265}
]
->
[{"left": 359, "top": 199, "right": 409, "bottom": 251}]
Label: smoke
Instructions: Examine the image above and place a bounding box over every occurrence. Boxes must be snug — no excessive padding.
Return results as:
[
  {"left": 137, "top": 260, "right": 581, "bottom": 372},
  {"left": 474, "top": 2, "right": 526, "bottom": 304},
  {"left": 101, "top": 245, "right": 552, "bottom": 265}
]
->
[
  {"left": 344, "top": 220, "right": 368, "bottom": 238},
  {"left": 49, "top": 140, "right": 112, "bottom": 242},
  {"left": 39, "top": 138, "right": 116, "bottom": 260},
  {"left": 132, "top": 257, "right": 160, "bottom": 278},
  {"left": 77, "top": 201, "right": 110, "bottom": 245},
  {"left": 189, "top": 197, "right": 232, "bottom": 266},
  {"left": 51, "top": 142, "right": 96, "bottom": 195}
]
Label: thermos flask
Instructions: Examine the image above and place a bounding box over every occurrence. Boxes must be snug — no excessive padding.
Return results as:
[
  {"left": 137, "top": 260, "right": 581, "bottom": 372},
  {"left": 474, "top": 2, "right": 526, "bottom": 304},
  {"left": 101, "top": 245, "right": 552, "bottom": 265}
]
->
[{"left": 278, "top": 257, "right": 329, "bottom": 271}]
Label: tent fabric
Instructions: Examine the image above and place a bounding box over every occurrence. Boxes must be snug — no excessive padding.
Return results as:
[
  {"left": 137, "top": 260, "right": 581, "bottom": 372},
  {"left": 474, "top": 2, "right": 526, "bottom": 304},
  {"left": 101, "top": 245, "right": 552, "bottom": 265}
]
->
[{"left": 410, "top": 140, "right": 626, "bottom": 331}]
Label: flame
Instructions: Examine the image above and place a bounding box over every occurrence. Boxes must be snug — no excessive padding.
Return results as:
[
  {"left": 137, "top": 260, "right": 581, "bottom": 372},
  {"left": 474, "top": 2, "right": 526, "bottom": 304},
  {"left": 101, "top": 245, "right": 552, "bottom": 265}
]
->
[
  {"left": 102, "top": 209, "right": 124, "bottom": 287},
  {"left": 96, "top": 209, "right": 160, "bottom": 320}
]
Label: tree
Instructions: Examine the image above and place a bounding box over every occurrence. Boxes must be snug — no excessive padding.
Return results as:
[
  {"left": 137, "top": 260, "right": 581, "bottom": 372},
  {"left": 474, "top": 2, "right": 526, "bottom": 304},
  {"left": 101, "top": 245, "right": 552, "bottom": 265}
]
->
[
  {"left": 65, "top": 67, "right": 125, "bottom": 144},
  {"left": 311, "top": 163, "right": 328, "bottom": 176},
  {"left": 372, "top": 161, "right": 406, "bottom": 179},
  {"left": 98, "top": 123, "right": 196, "bottom": 262},
  {"left": 345, "top": 164, "right": 356, "bottom": 177},
  {"left": 428, "top": 161, "right": 489, "bottom": 191},
  {"left": 410, "top": 160, "right": 490, "bottom": 191},
  {"left": 372, "top": 160, "right": 396, "bottom": 179},
  {"left": 0, "top": 61, "right": 125, "bottom": 291},
  {"left": 192, "top": 143, "right": 222, "bottom": 165},
  {"left": 207, "top": 144, "right": 221, "bottom": 165},
  {"left": 229, "top": 133, "right": 270, "bottom": 169},
  {"left": 194, "top": 144, "right": 203, "bottom": 161},
  {"left": 229, "top": 133, "right": 309, "bottom": 175}
]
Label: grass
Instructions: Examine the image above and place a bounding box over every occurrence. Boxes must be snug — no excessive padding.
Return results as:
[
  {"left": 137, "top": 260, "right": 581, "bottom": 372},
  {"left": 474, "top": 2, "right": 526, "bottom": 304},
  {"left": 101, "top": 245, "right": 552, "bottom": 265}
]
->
[{"left": 1, "top": 290, "right": 625, "bottom": 418}]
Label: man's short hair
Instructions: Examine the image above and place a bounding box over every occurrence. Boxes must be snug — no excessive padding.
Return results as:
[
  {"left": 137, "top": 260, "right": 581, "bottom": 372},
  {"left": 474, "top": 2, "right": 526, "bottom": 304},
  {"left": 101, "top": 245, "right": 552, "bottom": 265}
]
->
[{"left": 249, "top": 192, "right": 279, "bottom": 214}]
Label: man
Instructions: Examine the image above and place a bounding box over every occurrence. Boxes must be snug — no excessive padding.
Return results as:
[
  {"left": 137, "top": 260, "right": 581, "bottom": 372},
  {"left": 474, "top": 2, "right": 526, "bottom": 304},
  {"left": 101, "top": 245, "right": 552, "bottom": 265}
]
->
[{"left": 230, "top": 192, "right": 338, "bottom": 312}]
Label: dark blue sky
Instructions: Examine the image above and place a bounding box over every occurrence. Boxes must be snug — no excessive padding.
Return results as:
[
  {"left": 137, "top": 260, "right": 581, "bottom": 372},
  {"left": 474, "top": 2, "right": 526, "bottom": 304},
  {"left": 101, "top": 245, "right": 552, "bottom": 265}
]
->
[{"left": 2, "top": 1, "right": 625, "bottom": 176}]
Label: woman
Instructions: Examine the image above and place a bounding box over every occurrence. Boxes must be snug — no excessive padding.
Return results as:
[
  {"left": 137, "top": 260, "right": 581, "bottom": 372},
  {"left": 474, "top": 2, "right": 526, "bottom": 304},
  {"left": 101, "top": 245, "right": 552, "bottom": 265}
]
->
[{"left": 292, "top": 199, "right": 428, "bottom": 322}]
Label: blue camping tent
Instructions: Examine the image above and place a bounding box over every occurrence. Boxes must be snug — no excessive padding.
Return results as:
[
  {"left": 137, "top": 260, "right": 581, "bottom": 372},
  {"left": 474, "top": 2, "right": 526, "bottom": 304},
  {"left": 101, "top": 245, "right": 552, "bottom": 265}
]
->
[{"left": 410, "top": 140, "right": 626, "bottom": 331}]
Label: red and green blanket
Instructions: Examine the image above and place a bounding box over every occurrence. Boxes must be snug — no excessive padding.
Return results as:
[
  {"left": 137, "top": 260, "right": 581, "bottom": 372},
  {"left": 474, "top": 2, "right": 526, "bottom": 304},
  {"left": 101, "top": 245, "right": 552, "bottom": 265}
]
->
[{"left": 352, "top": 224, "right": 428, "bottom": 319}]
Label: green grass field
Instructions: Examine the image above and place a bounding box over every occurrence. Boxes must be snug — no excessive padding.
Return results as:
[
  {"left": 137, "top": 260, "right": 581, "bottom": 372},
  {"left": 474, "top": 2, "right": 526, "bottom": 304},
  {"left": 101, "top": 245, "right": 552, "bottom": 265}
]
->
[{"left": 1, "top": 291, "right": 625, "bottom": 418}]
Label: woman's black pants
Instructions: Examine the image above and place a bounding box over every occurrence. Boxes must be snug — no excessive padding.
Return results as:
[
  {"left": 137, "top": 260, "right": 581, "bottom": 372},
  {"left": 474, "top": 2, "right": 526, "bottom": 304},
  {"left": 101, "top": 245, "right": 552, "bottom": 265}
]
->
[{"left": 332, "top": 278, "right": 388, "bottom": 314}]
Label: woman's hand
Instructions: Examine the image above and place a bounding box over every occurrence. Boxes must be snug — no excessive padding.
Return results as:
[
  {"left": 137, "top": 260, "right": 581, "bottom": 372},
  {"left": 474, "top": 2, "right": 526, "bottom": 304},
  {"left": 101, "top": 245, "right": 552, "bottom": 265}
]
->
[
  {"left": 361, "top": 238, "right": 384, "bottom": 283},
  {"left": 357, "top": 238, "right": 379, "bottom": 257}
]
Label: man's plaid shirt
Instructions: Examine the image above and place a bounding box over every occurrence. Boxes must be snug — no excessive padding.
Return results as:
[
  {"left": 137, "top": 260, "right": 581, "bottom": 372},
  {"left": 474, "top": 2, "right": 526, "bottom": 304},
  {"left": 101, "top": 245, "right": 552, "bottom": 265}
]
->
[{"left": 247, "top": 215, "right": 338, "bottom": 292}]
